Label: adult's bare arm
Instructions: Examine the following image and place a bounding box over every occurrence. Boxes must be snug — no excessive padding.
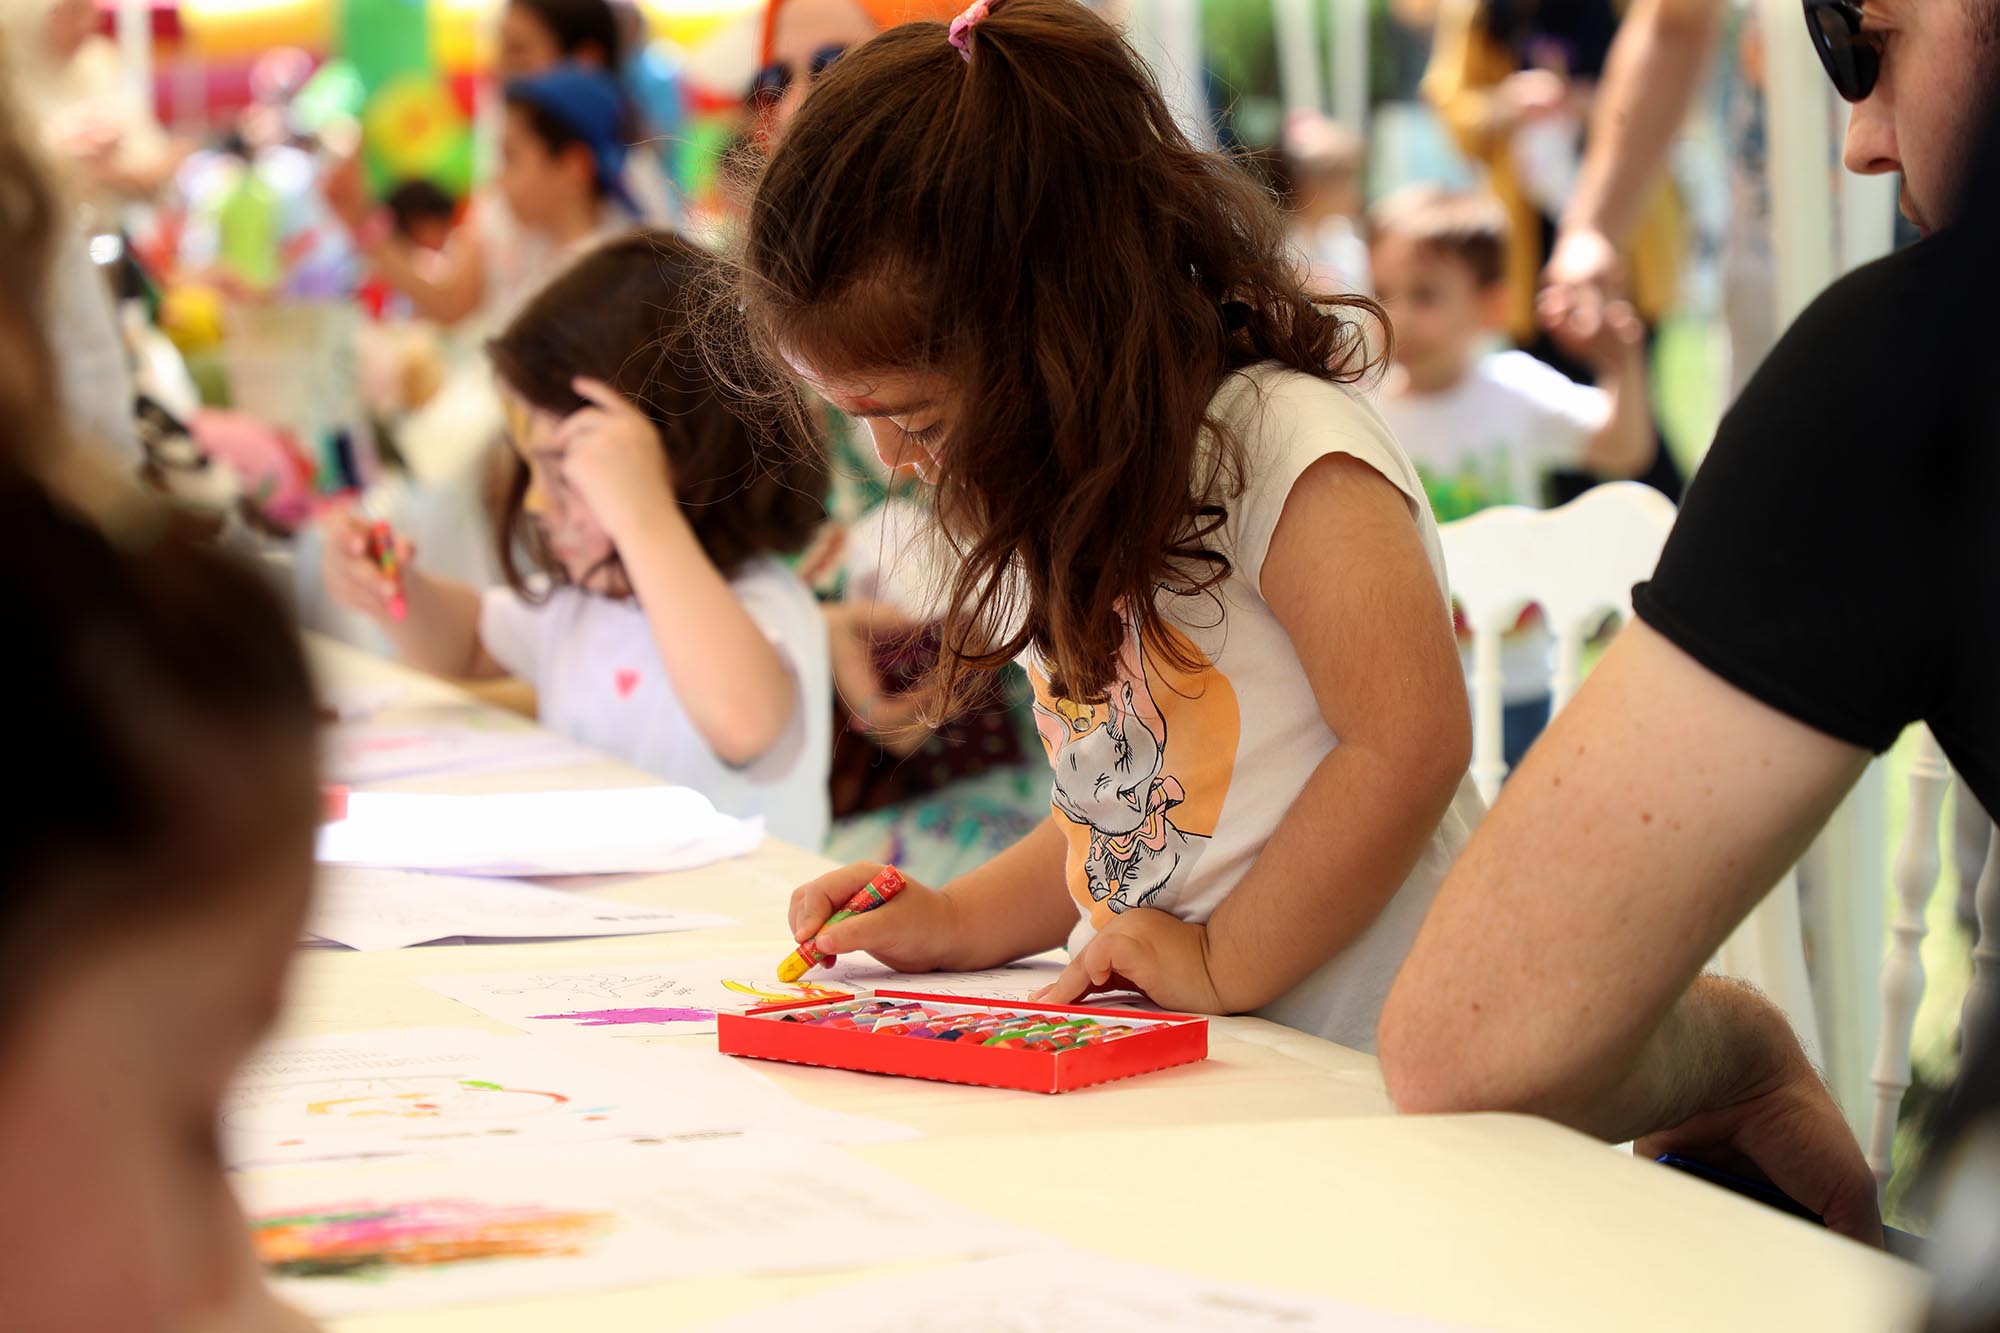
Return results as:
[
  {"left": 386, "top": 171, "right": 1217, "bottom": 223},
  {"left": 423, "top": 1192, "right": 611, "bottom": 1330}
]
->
[{"left": 1378, "top": 619, "right": 1883, "bottom": 1240}]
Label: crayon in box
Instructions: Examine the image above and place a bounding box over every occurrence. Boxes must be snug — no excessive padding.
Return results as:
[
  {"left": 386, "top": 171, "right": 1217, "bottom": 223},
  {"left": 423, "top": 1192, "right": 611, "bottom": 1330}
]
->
[{"left": 715, "top": 990, "right": 1207, "bottom": 1093}]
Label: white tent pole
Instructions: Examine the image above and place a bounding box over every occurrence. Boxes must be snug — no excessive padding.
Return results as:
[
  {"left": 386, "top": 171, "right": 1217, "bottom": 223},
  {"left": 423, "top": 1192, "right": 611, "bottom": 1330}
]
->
[
  {"left": 1273, "top": 0, "right": 1326, "bottom": 115},
  {"left": 117, "top": 0, "right": 152, "bottom": 115},
  {"left": 1330, "top": 0, "right": 1369, "bottom": 137}
]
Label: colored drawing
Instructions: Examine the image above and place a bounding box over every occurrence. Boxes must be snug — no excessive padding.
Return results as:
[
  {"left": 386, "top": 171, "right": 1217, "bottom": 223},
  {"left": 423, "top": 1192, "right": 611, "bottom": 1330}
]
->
[
  {"left": 721, "top": 978, "right": 852, "bottom": 1006},
  {"left": 228, "top": 1075, "right": 579, "bottom": 1141},
  {"left": 526, "top": 1006, "right": 716, "bottom": 1028},
  {"left": 419, "top": 957, "right": 1074, "bottom": 1041},
  {"left": 253, "top": 1198, "right": 613, "bottom": 1279}
]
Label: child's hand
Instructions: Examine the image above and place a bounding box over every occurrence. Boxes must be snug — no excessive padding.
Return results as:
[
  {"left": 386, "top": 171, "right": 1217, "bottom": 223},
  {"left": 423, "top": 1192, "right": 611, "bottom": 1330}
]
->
[
  {"left": 1033, "top": 909, "right": 1223, "bottom": 1014},
  {"left": 787, "top": 862, "right": 961, "bottom": 974},
  {"left": 1557, "top": 296, "right": 1646, "bottom": 374},
  {"left": 556, "top": 377, "right": 678, "bottom": 542},
  {"left": 320, "top": 507, "right": 414, "bottom": 625}
]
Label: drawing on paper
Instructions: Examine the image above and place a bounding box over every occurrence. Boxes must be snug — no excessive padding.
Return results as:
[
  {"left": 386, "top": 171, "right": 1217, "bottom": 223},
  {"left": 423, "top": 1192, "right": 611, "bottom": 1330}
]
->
[
  {"left": 719, "top": 977, "right": 852, "bottom": 1006},
  {"left": 227, "top": 1076, "right": 587, "bottom": 1139},
  {"left": 253, "top": 1197, "right": 614, "bottom": 1279},
  {"left": 526, "top": 1006, "right": 717, "bottom": 1028}
]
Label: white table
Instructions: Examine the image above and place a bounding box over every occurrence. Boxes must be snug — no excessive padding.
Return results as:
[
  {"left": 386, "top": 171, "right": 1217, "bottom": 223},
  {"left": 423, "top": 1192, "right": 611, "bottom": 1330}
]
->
[{"left": 302, "top": 637, "right": 1931, "bottom": 1332}]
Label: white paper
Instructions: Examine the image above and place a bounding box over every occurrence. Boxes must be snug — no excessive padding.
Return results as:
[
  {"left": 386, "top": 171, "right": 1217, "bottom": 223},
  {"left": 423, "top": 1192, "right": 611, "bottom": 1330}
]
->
[
  {"left": 315, "top": 787, "right": 763, "bottom": 877},
  {"left": 322, "top": 699, "right": 594, "bottom": 785},
  {"left": 242, "top": 1140, "right": 1039, "bottom": 1318},
  {"left": 318, "top": 681, "right": 408, "bottom": 722},
  {"left": 691, "top": 1253, "right": 1474, "bottom": 1332},
  {"left": 417, "top": 954, "right": 1073, "bottom": 1037},
  {"left": 305, "top": 866, "right": 735, "bottom": 951},
  {"left": 223, "top": 1028, "right": 911, "bottom": 1170}
]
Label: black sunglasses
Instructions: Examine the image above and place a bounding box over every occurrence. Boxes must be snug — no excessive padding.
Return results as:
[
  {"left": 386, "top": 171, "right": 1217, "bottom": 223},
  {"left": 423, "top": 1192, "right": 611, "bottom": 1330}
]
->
[
  {"left": 747, "top": 43, "right": 848, "bottom": 110},
  {"left": 1802, "top": 0, "right": 1881, "bottom": 103}
]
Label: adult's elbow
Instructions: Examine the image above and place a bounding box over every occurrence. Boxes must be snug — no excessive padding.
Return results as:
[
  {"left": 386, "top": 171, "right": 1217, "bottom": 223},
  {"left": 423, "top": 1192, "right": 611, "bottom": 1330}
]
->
[{"left": 1378, "top": 986, "right": 1504, "bottom": 1115}]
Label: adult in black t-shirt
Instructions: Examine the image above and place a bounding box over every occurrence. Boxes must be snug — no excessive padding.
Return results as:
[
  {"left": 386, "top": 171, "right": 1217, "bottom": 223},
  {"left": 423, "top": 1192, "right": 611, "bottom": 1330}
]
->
[{"left": 1379, "top": 0, "right": 2000, "bottom": 1247}]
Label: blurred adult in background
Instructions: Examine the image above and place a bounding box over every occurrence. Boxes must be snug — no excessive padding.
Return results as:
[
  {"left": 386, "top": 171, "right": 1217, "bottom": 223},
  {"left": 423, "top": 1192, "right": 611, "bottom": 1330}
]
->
[
  {"left": 1382, "top": 0, "right": 2000, "bottom": 1251},
  {"left": 0, "top": 0, "right": 178, "bottom": 214},
  {"left": 1423, "top": 0, "right": 1685, "bottom": 502},
  {"left": 1540, "top": 0, "right": 1792, "bottom": 401},
  {"left": 0, "top": 25, "right": 141, "bottom": 473},
  {"left": 751, "top": 0, "right": 965, "bottom": 137},
  {"left": 1538, "top": 0, "right": 1724, "bottom": 366}
]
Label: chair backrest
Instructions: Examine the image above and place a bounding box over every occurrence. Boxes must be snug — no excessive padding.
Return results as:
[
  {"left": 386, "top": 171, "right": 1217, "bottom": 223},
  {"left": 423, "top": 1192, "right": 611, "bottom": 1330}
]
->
[
  {"left": 1438, "top": 481, "right": 1678, "bottom": 804},
  {"left": 1868, "top": 739, "right": 1999, "bottom": 1192}
]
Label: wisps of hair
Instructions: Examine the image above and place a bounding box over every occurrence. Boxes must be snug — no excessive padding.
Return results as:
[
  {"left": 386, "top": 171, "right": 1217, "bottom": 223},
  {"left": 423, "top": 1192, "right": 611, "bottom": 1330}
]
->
[{"left": 734, "top": 0, "right": 1383, "bottom": 711}]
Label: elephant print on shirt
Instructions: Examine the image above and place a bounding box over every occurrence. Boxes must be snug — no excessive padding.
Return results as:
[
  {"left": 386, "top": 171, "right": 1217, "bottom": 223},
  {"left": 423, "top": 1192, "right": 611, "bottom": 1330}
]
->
[{"left": 1030, "top": 617, "right": 1239, "bottom": 923}]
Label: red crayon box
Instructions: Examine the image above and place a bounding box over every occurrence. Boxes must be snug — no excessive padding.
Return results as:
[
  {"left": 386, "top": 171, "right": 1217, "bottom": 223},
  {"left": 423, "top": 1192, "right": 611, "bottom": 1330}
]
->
[{"left": 716, "top": 990, "right": 1207, "bottom": 1093}]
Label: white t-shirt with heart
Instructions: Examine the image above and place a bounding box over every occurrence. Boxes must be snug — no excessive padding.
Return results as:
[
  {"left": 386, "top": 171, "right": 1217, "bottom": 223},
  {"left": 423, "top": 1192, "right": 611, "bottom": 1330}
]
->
[{"left": 479, "top": 558, "right": 831, "bottom": 850}]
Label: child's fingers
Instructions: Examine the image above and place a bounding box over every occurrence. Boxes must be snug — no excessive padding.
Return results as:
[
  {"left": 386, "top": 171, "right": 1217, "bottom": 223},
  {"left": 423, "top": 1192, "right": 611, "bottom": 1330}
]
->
[
  {"left": 787, "top": 862, "right": 888, "bottom": 940},
  {"left": 1032, "top": 941, "right": 1106, "bottom": 1006},
  {"left": 812, "top": 902, "right": 902, "bottom": 958},
  {"left": 568, "top": 376, "right": 626, "bottom": 413}
]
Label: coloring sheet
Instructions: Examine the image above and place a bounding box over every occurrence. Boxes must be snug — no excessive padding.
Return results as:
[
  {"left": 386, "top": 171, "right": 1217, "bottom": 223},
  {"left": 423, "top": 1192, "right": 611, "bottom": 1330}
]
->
[
  {"left": 691, "top": 1253, "right": 1475, "bottom": 1332},
  {"left": 323, "top": 706, "right": 591, "bottom": 785},
  {"left": 417, "top": 953, "right": 1074, "bottom": 1038},
  {"left": 304, "top": 866, "right": 735, "bottom": 951},
  {"left": 243, "top": 1140, "right": 1040, "bottom": 1318},
  {"left": 223, "top": 1028, "right": 912, "bottom": 1170},
  {"left": 315, "top": 787, "right": 763, "bottom": 877}
]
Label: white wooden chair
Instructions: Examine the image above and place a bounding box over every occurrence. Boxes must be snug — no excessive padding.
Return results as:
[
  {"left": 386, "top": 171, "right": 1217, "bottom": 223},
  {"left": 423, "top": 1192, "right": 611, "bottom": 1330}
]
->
[
  {"left": 1438, "top": 482, "right": 1824, "bottom": 1065},
  {"left": 1867, "top": 733, "right": 2000, "bottom": 1191}
]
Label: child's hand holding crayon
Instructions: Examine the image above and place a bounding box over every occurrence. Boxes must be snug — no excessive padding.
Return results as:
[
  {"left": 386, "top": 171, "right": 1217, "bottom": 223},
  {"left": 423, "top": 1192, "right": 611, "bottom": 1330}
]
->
[
  {"left": 1032, "top": 907, "right": 1223, "bottom": 1014},
  {"left": 786, "top": 862, "right": 963, "bottom": 975},
  {"left": 321, "top": 506, "right": 415, "bottom": 626}
]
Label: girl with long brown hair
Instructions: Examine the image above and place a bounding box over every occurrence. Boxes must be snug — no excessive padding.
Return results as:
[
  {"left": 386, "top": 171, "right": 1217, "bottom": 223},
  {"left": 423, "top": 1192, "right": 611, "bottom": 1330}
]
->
[
  {"left": 761, "top": 0, "right": 1483, "bottom": 1047},
  {"left": 323, "top": 231, "right": 834, "bottom": 848}
]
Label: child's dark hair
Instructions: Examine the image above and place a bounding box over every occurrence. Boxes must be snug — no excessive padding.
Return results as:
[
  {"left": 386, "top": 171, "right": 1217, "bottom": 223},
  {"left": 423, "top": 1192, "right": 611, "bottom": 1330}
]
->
[
  {"left": 488, "top": 230, "right": 826, "bottom": 592},
  {"left": 1369, "top": 185, "right": 1509, "bottom": 289},
  {"left": 0, "top": 475, "right": 318, "bottom": 1039},
  {"left": 512, "top": 0, "right": 625, "bottom": 68},
  {"left": 385, "top": 178, "right": 458, "bottom": 238},
  {"left": 504, "top": 89, "right": 610, "bottom": 201},
  {"left": 737, "top": 0, "right": 1383, "bottom": 708}
]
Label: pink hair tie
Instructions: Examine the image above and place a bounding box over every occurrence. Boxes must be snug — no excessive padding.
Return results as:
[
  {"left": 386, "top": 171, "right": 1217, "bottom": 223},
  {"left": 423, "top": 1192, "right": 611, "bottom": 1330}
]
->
[{"left": 948, "top": 0, "right": 993, "bottom": 60}]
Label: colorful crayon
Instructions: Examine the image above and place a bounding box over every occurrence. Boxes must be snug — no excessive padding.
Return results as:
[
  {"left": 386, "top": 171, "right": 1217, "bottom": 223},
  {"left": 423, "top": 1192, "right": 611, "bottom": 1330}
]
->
[{"left": 777, "top": 867, "right": 908, "bottom": 982}]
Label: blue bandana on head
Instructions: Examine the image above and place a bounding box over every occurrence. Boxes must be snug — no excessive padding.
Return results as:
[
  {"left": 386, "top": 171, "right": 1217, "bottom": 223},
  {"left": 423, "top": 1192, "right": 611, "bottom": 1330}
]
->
[{"left": 504, "top": 63, "right": 639, "bottom": 217}]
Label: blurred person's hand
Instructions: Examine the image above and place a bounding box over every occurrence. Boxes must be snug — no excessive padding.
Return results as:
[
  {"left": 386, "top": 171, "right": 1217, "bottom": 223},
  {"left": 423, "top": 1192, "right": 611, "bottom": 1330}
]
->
[
  {"left": 320, "top": 503, "right": 413, "bottom": 625},
  {"left": 1553, "top": 293, "right": 1646, "bottom": 375},
  {"left": 825, "top": 597, "right": 931, "bottom": 755},
  {"left": 1493, "top": 68, "right": 1569, "bottom": 132},
  {"left": 323, "top": 152, "right": 371, "bottom": 233},
  {"left": 1539, "top": 225, "right": 1625, "bottom": 346}
]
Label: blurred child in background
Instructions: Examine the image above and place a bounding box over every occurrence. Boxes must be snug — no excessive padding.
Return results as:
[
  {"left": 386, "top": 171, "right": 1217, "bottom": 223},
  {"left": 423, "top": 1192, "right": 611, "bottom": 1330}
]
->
[
  {"left": 331, "top": 65, "right": 640, "bottom": 333},
  {"left": 1369, "top": 184, "right": 1653, "bottom": 763},
  {"left": 323, "top": 233, "right": 834, "bottom": 848},
  {"left": 1282, "top": 109, "right": 1371, "bottom": 296}
]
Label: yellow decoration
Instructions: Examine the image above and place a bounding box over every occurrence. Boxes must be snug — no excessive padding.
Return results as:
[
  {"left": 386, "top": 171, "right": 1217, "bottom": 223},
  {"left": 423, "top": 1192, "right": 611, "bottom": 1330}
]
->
[
  {"left": 363, "top": 75, "right": 465, "bottom": 178},
  {"left": 160, "top": 283, "right": 225, "bottom": 353}
]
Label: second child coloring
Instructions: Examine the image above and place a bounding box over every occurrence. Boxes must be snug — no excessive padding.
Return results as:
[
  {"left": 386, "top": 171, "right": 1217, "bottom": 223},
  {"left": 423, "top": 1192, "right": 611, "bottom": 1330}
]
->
[
  {"left": 323, "top": 231, "right": 834, "bottom": 849},
  {"left": 752, "top": 0, "right": 1483, "bottom": 1049}
]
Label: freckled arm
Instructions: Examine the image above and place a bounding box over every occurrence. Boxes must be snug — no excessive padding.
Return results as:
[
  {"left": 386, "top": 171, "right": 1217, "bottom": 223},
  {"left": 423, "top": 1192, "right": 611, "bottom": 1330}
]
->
[{"left": 1377, "top": 619, "right": 1868, "bottom": 1138}]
